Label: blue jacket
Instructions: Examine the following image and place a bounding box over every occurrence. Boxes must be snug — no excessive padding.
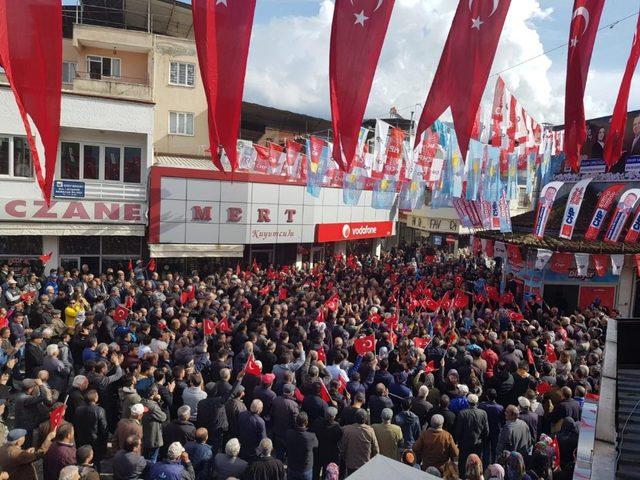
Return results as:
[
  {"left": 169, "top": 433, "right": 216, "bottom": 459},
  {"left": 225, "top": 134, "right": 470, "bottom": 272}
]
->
[
  {"left": 394, "top": 411, "right": 421, "bottom": 448},
  {"left": 449, "top": 396, "right": 470, "bottom": 414},
  {"left": 147, "top": 461, "right": 184, "bottom": 480},
  {"left": 184, "top": 442, "right": 212, "bottom": 480}
]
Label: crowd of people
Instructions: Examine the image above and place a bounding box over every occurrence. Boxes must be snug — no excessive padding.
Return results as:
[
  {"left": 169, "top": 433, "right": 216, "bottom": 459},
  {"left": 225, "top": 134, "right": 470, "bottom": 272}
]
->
[{"left": 0, "top": 244, "right": 608, "bottom": 480}]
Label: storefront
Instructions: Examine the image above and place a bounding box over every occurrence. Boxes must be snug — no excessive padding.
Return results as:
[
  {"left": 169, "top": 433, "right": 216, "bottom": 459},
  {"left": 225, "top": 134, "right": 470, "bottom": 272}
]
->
[
  {"left": 148, "top": 160, "right": 397, "bottom": 270},
  {"left": 398, "top": 212, "right": 465, "bottom": 251}
]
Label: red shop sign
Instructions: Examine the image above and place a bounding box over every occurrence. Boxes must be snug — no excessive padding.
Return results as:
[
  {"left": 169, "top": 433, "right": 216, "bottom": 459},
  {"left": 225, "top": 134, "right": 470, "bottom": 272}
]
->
[{"left": 315, "top": 221, "right": 393, "bottom": 243}]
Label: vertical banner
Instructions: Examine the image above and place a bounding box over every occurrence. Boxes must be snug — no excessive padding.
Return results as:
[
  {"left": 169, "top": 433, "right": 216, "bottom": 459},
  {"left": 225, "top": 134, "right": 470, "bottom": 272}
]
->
[
  {"left": 574, "top": 253, "right": 590, "bottom": 277},
  {"left": 559, "top": 178, "right": 592, "bottom": 239},
  {"left": 372, "top": 119, "right": 391, "bottom": 178},
  {"left": 253, "top": 144, "right": 270, "bottom": 173},
  {"left": 494, "top": 241, "right": 507, "bottom": 261},
  {"left": 635, "top": 254, "right": 640, "bottom": 277},
  {"left": 498, "top": 191, "right": 512, "bottom": 233},
  {"left": 382, "top": 127, "right": 405, "bottom": 180},
  {"left": 585, "top": 184, "right": 625, "bottom": 240},
  {"left": 284, "top": 140, "right": 303, "bottom": 180},
  {"left": 192, "top": 0, "right": 257, "bottom": 171},
  {"left": 535, "top": 249, "right": 553, "bottom": 270},
  {"left": 372, "top": 178, "right": 397, "bottom": 209},
  {"left": 466, "top": 140, "right": 482, "bottom": 201},
  {"left": 237, "top": 140, "right": 256, "bottom": 171},
  {"left": 592, "top": 254, "right": 608, "bottom": 277},
  {"left": 0, "top": 0, "right": 62, "bottom": 202},
  {"left": 611, "top": 254, "right": 625, "bottom": 276},
  {"left": 268, "top": 142, "right": 285, "bottom": 175},
  {"left": 604, "top": 189, "right": 640, "bottom": 243},
  {"left": 306, "top": 137, "right": 329, "bottom": 198},
  {"left": 491, "top": 76, "right": 506, "bottom": 146},
  {"left": 624, "top": 207, "right": 640, "bottom": 243},
  {"left": 533, "top": 181, "right": 564, "bottom": 239}
]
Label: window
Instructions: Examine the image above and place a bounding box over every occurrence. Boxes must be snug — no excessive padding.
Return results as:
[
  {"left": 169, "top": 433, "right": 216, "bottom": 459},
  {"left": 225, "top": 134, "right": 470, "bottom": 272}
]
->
[
  {"left": 87, "top": 55, "right": 121, "bottom": 80},
  {"left": 169, "top": 61, "right": 195, "bottom": 87},
  {"left": 83, "top": 145, "right": 100, "bottom": 180},
  {"left": 0, "top": 138, "right": 8, "bottom": 175},
  {"left": 123, "top": 147, "right": 142, "bottom": 183},
  {"left": 60, "top": 142, "right": 80, "bottom": 179},
  {"left": 62, "top": 62, "right": 76, "bottom": 83},
  {"left": 13, "top": 138, "right": 32, "bottom": 178},
  {"left": 104, "top": 147, "right": 121, "bottom": 181},
  {"left": 169, "top": 112, "right": 194, "bottom": 136},
  {"left": 0, "top": 236, "right": 43, "bottom": 255},
  {"left": 517, "top": 187, "right": 532, "bottom": 208}
]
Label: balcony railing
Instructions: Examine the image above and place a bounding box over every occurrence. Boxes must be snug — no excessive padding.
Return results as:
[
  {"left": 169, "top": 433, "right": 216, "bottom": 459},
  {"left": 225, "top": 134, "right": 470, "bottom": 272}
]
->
[{"left": 67, "top": 71, "right": 152, "bottom": 101}]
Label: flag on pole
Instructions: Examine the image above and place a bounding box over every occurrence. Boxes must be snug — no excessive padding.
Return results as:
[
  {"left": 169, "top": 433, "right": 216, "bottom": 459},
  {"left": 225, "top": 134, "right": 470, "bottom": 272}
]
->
[
  {"left": 49, "top": 404, "right": 66, "bottom": 430},
  {"left": 0, "top": 0, "right": 62, "bottom": 203},
  {"left": 192, "top": 0, "right": 257, "bottom": 171},
  {"left": 244, "top": 355, "right": 262, "bottom": 376}
]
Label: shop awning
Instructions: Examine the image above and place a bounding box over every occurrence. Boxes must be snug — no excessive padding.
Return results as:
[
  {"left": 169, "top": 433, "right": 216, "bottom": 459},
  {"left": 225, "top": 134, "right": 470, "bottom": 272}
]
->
[
  {"left": 148, "top": 243, "right": 244, "bottom": 258},
  {"left": 0, "top": 222, "right": 145, "bottom": 237}
]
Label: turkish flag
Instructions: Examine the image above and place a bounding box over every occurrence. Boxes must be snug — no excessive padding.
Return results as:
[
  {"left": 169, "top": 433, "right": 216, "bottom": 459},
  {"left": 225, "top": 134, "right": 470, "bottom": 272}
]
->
[
  {"left": 564, "top": 0, "right": 605, "bottom": 171},
  {"left": 526, "top": 347, "right": 535, "bottom": 365},
  {"left": 244, "top": 354, "right": 262, "bottom": 376},
  {"left": 424, "top": 360, "right": 437, "bottom": 375},
  {"left": 329, "top": 0, "right": 395, "bottom": 172},
  {"left": 453, "top": 290, "right": 468, "bottom": 310},
  {"left": 592, "top": 254, "right": 608, "bottom": 277},
  {"left": 0, "top": 316, "right": 7, "bottom": 330},
  {"left": 491, "top": 76, "right": 506, "bottom": 146},
  {"left": 354, "top": 334, "right": 376, "bottom": 355},
  {"left": 509, "top": 310, "right": 524, "bottom": 322},
  {"left": 384, "top": 313, "right": 398, "bottom": 332},
  {"left": 188, "top": 286, "right": 197, "bottom": 301},
  {"left": 337, "top": 375, "right": 347, "bottom": 394},
  {"left": 413, "top": 337, "right": 430, "bottom": 350},
  {"left": 422, "top": 297, "right": 440, "bottom": 312},
  {"left": 316, "top": 308, "right": 326, "bottom": 323},
  {"left": 128, "top": 259, "right": 133, "bottom": 271},
  {"left": 192, "top": 0, "right": 257, "bottom": 171},
  {"left": 0, "top": 0, "right": 62, "bottom": 203},
  {"left": 546, "top": 342, "right": 557, "bottom": 363},
  {"left": 217, "top": 317, "right": 232, "bottom": 334},
  {"left": 147, "top": 258, "right": 156, "bottom": 272},
  {"left": 278, "top": 287, "right": 288, "bottom": 300},
  {"left": 500, "top": 292, "right": 514, "bottom": 306},
  {"left": 113, "top": 305, "right": 129, "bottom": 323},
  {"left": 180, "top": 291, "right": 189, "bottom": 305},
  {"left": 536, "top": 381, "right": 552, "bottom": 395},
  {"left": 486, "top": 286, "right": 500, "bottom": 302},
  {"left": 39, "top": 252, "right": 53, "bottom": 265},
  {"left": 551, "top": 436, "right": 561, "bottom": 468},
  {"left": 440, "top": 291, "right": 452, "bottom": 311},
  {"left": 325, "top": 294, "right": 340, "bottom": 312},
  {"left": 368, "top": 313, "right": 382, "bottom": 324},
  {"left": 315, "top": 348, "right": 327, "bottom": 364},
  {"left": 49, "top": 404, "right": 66, "bottom": 430},
  {"left": 415, "top": 0, "right": 511, "bottom": 158},
  {"left": 258, "top": 285, "right": 270, "bottom": 296},
  {"left": 320, "top": 382, "right": 332, "bottom": 403},
  {"left": 203, "top": 319, "right": 216, "bottom": 335},
  {"left": 604, "top": 15, "right": 640, "bottom": 169}
]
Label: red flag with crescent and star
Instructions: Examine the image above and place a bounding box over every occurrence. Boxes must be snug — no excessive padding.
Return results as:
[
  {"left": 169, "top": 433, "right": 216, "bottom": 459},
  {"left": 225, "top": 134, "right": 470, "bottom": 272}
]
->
[
  {"left": 0, "top": 0, "right": 62, "bottom": 203},
  {"left": 49, "top": 404, "right": 66, "bottom": 430},
  {"left": 192, "top": 0, "right": 257, "bottom": 172},
  {"left": 113, "top": 305, "right": 129, "bottom": 323},
  {"left": 354, "top": 334, "right": 376, "bottom": 355},
  {"left": 217, "top": 317, "right": 232, "bottom": 334},
  {"left": 203, "top": 319, "right": 216, "bottom": 335},
  {"left": 564, "top": 0, "right": 605, "bottom": 171},
  {"left": 604, "top": 13, "right": 640, "bottom": 170},
  {"left": 546, "top": 342, "right": 558, "bottom": 363},
  {"left": 39, "top": 252, "right": 53, "bottom": 265},
  {"left": 415, "top": 0, "right": 511, "bottom": 158},
  {"left": 330, "top": 0, "right": 395, "bottom": 172},
  {"left": 413, "top": 337, "right": 430, "bottom": 350},
  {"left": 244, "top": 354, "right": 262, "bottom": 376}
]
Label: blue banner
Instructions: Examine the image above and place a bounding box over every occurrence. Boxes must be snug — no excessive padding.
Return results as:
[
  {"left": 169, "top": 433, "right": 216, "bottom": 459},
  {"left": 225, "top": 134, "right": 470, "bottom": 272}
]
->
[{"left": 372, "top": 178, "right": 397, "bottom": 209}]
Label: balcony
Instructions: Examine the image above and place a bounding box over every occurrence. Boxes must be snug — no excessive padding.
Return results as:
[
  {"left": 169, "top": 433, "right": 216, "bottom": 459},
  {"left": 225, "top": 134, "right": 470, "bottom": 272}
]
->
[
  {"left": 73, "top": 23, "right": 152, "bottom": 53},
  {"left": 66, "top": 71, "right": 152, "bottom": 102}
]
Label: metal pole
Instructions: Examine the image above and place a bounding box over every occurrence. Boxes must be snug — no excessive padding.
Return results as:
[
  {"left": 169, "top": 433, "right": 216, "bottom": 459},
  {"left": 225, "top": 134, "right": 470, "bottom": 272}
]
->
[
  {"left": 148, "top": 0, "right": 151, "bottom": 33},
  {"left": 76, "top": 0, "right": 79, "bottom": 23}
]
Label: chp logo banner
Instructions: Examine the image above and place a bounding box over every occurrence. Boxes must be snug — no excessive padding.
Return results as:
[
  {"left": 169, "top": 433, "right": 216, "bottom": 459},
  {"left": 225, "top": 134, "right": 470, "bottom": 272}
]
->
[
  {"left": 624, "top": 206, "right": 640, "bottom": 243},
  {"left": 585, "top": 184, "right": 625, "bottom": 241},
  {"left": 316, "top": 221, "right": 393, "bottom": 243},
  {"left": 559, "top": 178, "right": 592, "bottom": 239},
  {"left": 533, "top": 181, "right": 564, "bottom": 239},
  {"left": 604, "top": 188, "right": 640, "bottom": 243}
]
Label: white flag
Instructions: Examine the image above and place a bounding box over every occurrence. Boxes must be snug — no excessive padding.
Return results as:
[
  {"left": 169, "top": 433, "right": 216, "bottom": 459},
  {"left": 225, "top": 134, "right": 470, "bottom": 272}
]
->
[
  {"left": 611, "top": 254, "right": 625, "bottom": 276},
  {"left": 494, "top": 241, "right": 507, "bottom": 260},
  {"left": 574, "top": 253, "right": 590, "bottom": 277},
  {"left": 535, "top": 249, "right": 553, "bottom": 271}
]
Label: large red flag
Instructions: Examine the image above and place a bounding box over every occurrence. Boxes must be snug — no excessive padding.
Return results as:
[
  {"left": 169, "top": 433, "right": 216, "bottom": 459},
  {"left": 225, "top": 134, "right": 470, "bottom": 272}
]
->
[
  {"left": 564, "top": 0, "right": 605, "bottom": 172},
  {"left": 415, "top": 0, "right": 511, "bottom": 158},
  {"left": 0, "top": 0, "right": 62, "bottom": 203},
  {"left": 604, "top": 14, "right": 640, "bottom": 170},
  {"left": 329, "top": 0, "right": 395, "bottom": 172},
  {"left": 192, "top": 0, "right": 256, "bottom": 172}
]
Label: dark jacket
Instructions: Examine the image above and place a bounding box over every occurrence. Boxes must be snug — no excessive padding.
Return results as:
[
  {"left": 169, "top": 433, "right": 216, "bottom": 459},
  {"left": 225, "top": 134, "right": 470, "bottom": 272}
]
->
[
  {"left": 24, "top": 343, "right": 44, "bottom": 377},
  {"left": 285, "top": 427, "right": 318, "bottom": 473},
  {"left": 519, "top": 409, "right": 539, "bottom": 441},
  {"left": 112, "top": 450, "right": 149, "bottom": 480},
  {"left": 368, "top": 395, "right": 394, "bottom": 424},
  {"left": 212, "top": 453, "right": 247, "bottom": 480},
  {"left": 301, "top": 394, "right": 328, "bottom": 423},
  {"left": 162, "top": 421, "right": 196, "bottom": 449},
  {"left": 183, "top": 442, "right": 213, "bottom": 480},
  {"left": 496, "top": 419, "right": 532, "bottom": 457},
  {"left": 454, "top": 406, "right": 489, "bottom": 449},
  {"left": 478, "top": 401, "right": 505, "bottom": 439},
  {"left": 141, "top": 399, "right": 167, "bottom": 449},
  {"left": 146, "top": 460, "right": 194, "bottom": 480},
  {"left": 14, "top": 389, "right": 47, "bottom": 431},
  {"left": 550, "top": 398, "right": 581, "bottom": 423},
  {"left": 410, "top": 397, "right": 434, "bottom": 427},
  {"left": 74, "top": 403, "right": 109, "bottom": 451},
  {"left": 65, "top": 387, "right": 87, "bottom": 422},
  {"left": 240, "top": 456, "right": 286, "bottom": 480},
  {"left": 195, "top": 395, "right": 228, "bottom": 435},
  {"left": 237, "top": 411, "right": 266, "bottom": 460},
  {"left": 43, "top": 441, "right": 77, "bottom": 480},
  {"left": 270, "top": 395, "right": 299, "bottom": 439},
  {"left": 310, "top": 416, "right": 342, "bottom": 466},
  {"left": 394, "top": 410, "right": 421, "bottom": 447}
]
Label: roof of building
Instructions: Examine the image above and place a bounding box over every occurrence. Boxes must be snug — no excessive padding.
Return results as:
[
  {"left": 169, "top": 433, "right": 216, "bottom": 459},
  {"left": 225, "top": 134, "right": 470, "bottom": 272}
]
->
[{"left": 345, "top": 455, "right": 440, "bottom": 480}]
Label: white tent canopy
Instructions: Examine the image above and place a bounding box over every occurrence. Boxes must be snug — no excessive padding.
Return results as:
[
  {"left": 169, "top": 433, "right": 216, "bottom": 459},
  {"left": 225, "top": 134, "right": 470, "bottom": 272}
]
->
[{"left": 345, "top": 455, "right": 442, "bottom": 480}]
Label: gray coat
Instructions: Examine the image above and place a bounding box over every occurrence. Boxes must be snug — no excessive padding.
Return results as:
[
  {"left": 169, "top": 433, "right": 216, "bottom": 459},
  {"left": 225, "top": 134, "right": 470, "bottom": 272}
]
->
[
  {"left": 496, "top": 418, "right": 532, "bottom": 457},
  {"left": 141, "top": 399, "right": 167, "bottom": 449},
  {"left": 42, "top": 355, "right": 71, "bottom": 395}
]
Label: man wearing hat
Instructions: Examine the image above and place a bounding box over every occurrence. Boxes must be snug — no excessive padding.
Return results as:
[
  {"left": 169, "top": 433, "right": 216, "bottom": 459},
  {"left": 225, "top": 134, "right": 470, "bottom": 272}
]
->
[
  {"left": 14, "top": 378, "right": 47, "bottom": 447},
  {"left": 24, "top": 331, "right": 44, "bottom": 378},
  {"left": 146, "top": 442, "right": 194, "bottom": 480},
  {"left": 4, "top": 277, "right": 20, "bottom": 305},
  {"left": 0, "top": 427, "right": 56, "bottom": 480},
  {"left": 454, "top": 393, "right": 489, "bottom": 479}
]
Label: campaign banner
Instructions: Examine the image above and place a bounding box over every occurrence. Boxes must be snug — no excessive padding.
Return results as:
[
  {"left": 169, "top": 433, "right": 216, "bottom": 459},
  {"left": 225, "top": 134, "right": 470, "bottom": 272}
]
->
[
  {"left": 559, "top": 178, "right": 592, "bottom": 240},
  {"left": 575, "top": 253, "right": 590, "bottom": 277},
  {"left": 533, "top": 181, "right": 564, "bottom": 239},
  {"left": 611, "top": 254, "right": 625, "bottom": 276},
  {"left": 491, "top": 201, "right": 501, "bottom": 230},
  {"left": 584, "top": 184, "right": 625, "bottom": 241},
  {"left": 466, "top": 140, "right": 483, "bottom": 201},
  {"left": 624, "top": 207, "right": 640, "bottom": 243},
  {"left": 494, "top": 241, "right": 507, "bottom": 260},
  {"left": 480, "top": 200, "right": 492, "bottom": 229},
  {"left": 604, "top": 188, "right": 640, "bottom": 243},
  {"left": 464, "top": 199, "right": 484, "bottom": 228},
  {"left": 535, "top": 249, "right": 553, "bottom": 271},
  {"left": 498, "top": 191, "right": 512, "bottom": 233},
  {"left": 452, "top": 198, "right": 472, "bottom": 228}
]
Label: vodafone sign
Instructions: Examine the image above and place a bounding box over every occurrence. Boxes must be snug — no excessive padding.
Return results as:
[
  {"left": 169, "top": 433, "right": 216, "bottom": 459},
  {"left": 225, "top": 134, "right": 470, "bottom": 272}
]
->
[{"left": 316, "top": 221, "right": 393, "bottom": 243}]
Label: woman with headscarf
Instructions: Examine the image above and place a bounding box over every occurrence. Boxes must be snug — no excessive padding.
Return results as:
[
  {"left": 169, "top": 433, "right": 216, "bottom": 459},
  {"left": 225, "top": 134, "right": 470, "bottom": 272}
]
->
[
  {"left": 465, "top": 453, "right": 484, "bottom": 480},
  {"left": 555, "top": 417, "right": 579, "bottom": 468},
  {"left": 504, "top": 451, "right": 532, "bottom": 480},
  {"left": 486, "top": 464, "right": 505, "bottom": 480}
]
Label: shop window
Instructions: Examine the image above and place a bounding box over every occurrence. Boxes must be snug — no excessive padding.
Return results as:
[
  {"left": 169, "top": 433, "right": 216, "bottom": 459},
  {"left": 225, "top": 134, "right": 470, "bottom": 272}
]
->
[
  {"left": 0, "top": 236, "right": 42, "bottom": 255},
  {"left": 123, "top": 147, "right": 142, "bottom": 183},
  {"left": 13, "top": 138, "right": 32, "bottom": 178},
  {"left": 0, "top": 137, "right": 8, "bottom": 175},
  {"left": 102, "top": 236, "right": 142, "bottom": 255},
  {"left": 104, "top": 147, "right": 121, "bottom": 181},
  {"left": 83, "top": 145, "right": 100, "bottom": 180},
  {"left": 60, "top": 142, "right": 80, "bottom": 180},
  {"left": 60, "top": 236, "right": 100, "bottom": 255}
]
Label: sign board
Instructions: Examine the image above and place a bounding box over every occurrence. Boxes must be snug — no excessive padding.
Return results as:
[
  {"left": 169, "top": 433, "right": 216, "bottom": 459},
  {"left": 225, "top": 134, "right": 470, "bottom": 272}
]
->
[
  {"left": 407, "top": 214, "right": 460, "bottom": 233},
  {"left": 157, "top": 176, "right": 397, "bottom": 245},
  {"left": 316, "top": 221, "right": 393, "bottom": 243},
  {"left": 53, "top": 180, "right": 85, "bottom": 198},
  {"left": 0, "top": 199, "right": 145, "bottom": 224}
]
